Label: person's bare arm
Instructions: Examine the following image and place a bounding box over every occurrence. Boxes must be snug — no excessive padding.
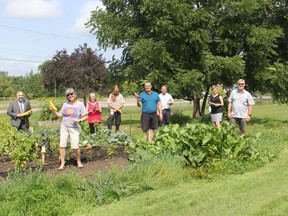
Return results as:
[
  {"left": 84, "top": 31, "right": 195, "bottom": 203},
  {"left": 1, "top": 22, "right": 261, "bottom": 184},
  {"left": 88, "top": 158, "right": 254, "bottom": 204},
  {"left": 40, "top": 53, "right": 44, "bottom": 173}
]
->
[
  {"left": 157, "top": 101, "right": 163, "bottom": 120},
  {"left": 228, "top": 102, "right": 232, "bottom": 119},
  {"left": 49, "top": 106, "right": 63, "bottom": 118}
]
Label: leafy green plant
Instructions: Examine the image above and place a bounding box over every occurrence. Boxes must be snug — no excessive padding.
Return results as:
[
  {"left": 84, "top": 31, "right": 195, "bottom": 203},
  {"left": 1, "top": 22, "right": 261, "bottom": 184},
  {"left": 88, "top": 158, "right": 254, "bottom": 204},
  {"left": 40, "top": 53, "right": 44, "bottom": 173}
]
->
[
  {"left": 170, "top": 111, "right": 192, "bottom": 126},
  {"left": 0, "top": 119, "right": 37, "bottom": 169},
  {"left": 107, "top": 131, "right": 131, "bottom": 146},
  {"left": 130, "top": 122, "right": 260, "bottom": 168},
  {"left": 79, "top": 125, "right": 131, "bottom": 148}
]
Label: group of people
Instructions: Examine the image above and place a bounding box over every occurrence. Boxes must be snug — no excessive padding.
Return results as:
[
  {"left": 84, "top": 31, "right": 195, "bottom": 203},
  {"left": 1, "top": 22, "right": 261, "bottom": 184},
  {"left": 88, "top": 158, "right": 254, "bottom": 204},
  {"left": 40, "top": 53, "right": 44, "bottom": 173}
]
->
[
  {"left": 6, "top": 78, "right": 254, "bottom": 170},
  {"left": 86, "top": 85, "right": 125, "bottom": 134},
  {"left": 208, "top": 79, "right": 255, "bottom": 134}
]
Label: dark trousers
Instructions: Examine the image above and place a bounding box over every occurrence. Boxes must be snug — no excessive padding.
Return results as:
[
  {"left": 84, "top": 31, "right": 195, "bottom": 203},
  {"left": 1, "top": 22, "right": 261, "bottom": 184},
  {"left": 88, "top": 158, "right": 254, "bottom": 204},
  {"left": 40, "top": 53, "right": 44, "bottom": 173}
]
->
[
  {"left": 107, "top": 112, "right": 121, "bottom": 131},
  {"left": 89, "top": 123, "right": 101, "bottom": 134},
  {"left": 161, "top": 109, "right": 171, "bottom": 126},
  {"left": 17, "top": 119, "right": 29, "bottom": 131}
]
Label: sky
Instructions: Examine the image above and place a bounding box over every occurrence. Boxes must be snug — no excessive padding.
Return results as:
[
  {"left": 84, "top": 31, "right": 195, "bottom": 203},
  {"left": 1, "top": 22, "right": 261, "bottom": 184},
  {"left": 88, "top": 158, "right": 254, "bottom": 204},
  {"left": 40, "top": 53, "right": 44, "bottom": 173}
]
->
[{"left": 0, "top": 0, "right": 122, "bottom": 76}]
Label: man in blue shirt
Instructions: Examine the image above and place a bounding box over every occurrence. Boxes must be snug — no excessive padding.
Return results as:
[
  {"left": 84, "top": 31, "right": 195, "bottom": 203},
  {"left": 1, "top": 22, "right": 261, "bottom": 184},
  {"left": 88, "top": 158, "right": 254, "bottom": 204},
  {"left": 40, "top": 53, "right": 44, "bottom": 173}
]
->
[{"left": 136, "top": 82, "right": 163, "bottom": 142}]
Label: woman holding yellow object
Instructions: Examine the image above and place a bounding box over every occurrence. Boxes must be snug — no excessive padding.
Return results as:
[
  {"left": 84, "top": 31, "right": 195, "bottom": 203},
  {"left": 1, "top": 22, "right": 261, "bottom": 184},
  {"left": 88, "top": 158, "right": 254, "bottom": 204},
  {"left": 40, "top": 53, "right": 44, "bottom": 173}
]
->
[{"left": 49, "top": 88, "right": 87, "bottom": 170}]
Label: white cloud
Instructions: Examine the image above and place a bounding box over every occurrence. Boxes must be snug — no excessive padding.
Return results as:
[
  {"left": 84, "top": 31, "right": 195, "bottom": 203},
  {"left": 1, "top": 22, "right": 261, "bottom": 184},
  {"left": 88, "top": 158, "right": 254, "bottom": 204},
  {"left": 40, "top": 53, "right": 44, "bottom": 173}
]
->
[
  {"left": 0, "top": 59, "right": 40, "bottom": 76},
  {"left": 70, "top": 0, "right": 104, "bottom": 34},
  {"left": 2, "top": 0, "right": 62, "bottom": 19}
]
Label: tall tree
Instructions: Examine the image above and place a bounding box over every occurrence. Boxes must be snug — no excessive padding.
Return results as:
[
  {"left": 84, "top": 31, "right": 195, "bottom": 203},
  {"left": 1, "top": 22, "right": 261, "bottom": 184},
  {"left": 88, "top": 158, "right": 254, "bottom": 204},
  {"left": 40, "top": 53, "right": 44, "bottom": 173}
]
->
[
  {"left": 40, "top": 43, "right": 109, "bottom": 102},
  {"left": 12, "top": 71, "right": 47, "bottom": 99},
  {"left": 0, "top": 71, "right": 15, "bottom": 98},
  {"left": 87, "top": 0, "right": 284, "bottom": 117}
]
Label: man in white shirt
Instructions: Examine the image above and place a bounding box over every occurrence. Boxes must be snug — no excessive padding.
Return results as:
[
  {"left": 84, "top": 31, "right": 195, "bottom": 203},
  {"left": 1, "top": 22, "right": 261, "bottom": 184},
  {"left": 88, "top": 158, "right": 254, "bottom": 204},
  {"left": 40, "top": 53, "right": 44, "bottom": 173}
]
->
[
  {"left": 228, "top": 79, "right": 255, "bottom": 134},
  {"left": 159, "top": 85, "right": 174, "bottom": 126}
]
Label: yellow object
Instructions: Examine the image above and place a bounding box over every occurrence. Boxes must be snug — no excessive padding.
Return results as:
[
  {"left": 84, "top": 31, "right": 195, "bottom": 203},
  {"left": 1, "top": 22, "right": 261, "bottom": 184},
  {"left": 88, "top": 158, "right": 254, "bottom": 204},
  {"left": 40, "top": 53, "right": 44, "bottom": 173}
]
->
[
  {"left": 49, "top": 100, "right": 57, "bottom": 111},
  {"left": 41, "top": 146, "right": 46, "bottom": 153},
  {"left": 21, "top": 110, "right": 32, "bottom": 116}
]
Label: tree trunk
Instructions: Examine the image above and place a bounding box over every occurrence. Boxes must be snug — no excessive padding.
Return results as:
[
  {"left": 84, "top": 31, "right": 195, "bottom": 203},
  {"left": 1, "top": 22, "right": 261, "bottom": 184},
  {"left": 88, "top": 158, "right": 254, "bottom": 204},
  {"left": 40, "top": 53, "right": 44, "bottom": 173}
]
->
[
  {"left": 192, "top": 92, "right": 201, "bottom": 118},
  {"left": 201, "top": 88, "right": 210, "bottom": 115}
]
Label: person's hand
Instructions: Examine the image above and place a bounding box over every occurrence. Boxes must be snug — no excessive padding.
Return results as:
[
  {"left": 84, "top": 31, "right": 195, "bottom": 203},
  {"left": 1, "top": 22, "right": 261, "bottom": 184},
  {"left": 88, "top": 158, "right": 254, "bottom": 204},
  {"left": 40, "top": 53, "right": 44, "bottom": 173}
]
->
[
  {"left": 49, "top": 105, "right": 55, "bottom": 111},
  {"left": 71, "top": 118, "right": 79, "bottom": 123},
  {"left": 16, "top": 114, "right": 22, "bottom": 118},
  {"left": 159, "top": 113, "right": 163, "bottom": 121},
  {"left": 88, "top": 110, "right": 93, "bottom": 114},
  {"left": 245, "top": 115, "right": 251, "bottom": 122},
  {"left": 228, "top": 112, "right": 232, "bottom": 119},
  {"left": 134, "top": 93, "right": 140, "bottom": 100}
]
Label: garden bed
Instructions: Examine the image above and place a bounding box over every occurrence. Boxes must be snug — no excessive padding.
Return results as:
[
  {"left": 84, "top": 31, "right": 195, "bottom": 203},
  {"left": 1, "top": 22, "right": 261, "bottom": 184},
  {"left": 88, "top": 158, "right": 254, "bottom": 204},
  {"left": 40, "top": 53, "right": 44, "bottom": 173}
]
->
[{"left": 0, "top": 146, "right": 129, "bottom": 179}]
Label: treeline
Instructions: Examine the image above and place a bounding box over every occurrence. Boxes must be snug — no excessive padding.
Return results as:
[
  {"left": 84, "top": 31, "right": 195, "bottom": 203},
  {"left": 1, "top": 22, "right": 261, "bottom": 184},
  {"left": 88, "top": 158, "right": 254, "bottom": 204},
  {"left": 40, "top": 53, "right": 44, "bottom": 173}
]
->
[{"left": 0, "top": 44, "right": 141, "bottom": 100}]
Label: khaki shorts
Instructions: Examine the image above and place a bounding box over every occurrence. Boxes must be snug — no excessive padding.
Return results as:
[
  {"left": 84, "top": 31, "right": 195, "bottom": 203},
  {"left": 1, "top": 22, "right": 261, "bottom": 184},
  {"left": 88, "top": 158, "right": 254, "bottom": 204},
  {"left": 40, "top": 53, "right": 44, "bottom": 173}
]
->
[
  {"left": 230, "top": 118, "right": 246, "bottom": 133},
  {"left": 60, "top": 125, "right": 80, "bottom": 149}
]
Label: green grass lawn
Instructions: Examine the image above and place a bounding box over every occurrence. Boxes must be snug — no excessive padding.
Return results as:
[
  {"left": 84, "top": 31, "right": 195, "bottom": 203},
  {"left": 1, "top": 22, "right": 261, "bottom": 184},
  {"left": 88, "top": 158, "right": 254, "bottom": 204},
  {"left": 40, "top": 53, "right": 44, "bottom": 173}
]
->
[
  {"left": 72, "top": 102, "right": 288, "bottom": 216},
  {"left": 82, "top": 147, "right": 288, "bottom": 216},
  {"left": 1, "top": 101, "right": 288, "bottom": 216}
]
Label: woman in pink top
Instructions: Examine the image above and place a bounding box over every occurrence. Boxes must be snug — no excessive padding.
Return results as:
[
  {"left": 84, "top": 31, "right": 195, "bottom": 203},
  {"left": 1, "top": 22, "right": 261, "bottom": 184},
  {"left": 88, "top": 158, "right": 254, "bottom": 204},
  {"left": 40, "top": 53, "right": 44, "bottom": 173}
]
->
[{"left": 86, "top": 93, "right": 102, "bottom": 134}]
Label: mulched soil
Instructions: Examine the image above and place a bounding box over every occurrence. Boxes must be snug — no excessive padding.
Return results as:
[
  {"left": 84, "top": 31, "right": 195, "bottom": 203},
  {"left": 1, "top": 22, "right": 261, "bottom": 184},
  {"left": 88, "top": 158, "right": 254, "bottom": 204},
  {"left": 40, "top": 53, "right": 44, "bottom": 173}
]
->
[{"left": 0, "top": 146, "right": 129, "bottom": 180}]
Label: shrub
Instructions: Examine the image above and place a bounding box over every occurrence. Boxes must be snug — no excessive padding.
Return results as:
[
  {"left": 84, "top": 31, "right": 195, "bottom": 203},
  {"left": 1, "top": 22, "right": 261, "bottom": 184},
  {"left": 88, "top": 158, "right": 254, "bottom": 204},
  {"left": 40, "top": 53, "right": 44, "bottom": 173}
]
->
[
  {"left": 0, "top": 118, "right": 37, "bottom": 169},
  {"left": 170, "top": 111, "right": 192, "bottom": 126}
]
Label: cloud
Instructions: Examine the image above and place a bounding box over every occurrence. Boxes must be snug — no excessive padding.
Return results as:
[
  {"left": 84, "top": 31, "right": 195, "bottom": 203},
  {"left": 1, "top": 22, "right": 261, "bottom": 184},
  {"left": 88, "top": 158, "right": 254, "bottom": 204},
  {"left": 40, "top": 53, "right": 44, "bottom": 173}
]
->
[
  {"left": 0, "top": 59, "right": 40, "bottom": 76},
  {"left": 2, "top": 0, "right": 62, "bottom": 19},
  {"left": 70, "top": 0, "right": 104, "bottom": 35}
]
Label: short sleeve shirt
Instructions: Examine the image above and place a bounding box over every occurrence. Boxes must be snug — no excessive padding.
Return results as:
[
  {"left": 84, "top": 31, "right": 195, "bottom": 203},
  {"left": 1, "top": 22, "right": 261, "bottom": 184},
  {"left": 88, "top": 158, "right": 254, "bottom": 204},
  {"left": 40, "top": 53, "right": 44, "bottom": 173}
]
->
[
  {"left": 228, "top": 90, "right": 255, "bottom": 118},
  {"left": 107, "top": 93, "right": 125, "bottom": 112},
  {"left": 60, "top": 101, "right": 87, "bottom": 127},
  {"left": 159, "top": 93, "right": 174, "bottom": 110},
  {"left": 140, "top": 91, "right": 160, "bottom": 113}
]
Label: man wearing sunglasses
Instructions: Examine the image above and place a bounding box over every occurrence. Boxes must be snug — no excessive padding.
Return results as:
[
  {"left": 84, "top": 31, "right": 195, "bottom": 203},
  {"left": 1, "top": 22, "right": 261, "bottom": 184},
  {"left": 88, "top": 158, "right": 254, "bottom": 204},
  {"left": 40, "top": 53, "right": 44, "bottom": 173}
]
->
[{"left": 228, "top": 79, "right": 255, "bottom": 134}]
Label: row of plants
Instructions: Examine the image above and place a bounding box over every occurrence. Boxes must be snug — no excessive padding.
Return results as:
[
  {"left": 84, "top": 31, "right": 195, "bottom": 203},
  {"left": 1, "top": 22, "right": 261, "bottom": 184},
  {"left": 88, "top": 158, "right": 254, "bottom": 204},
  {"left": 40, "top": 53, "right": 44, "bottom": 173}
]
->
[
  {"left": 130, "top": 121, "right": 260, "bottom": 169},
  {"left": 0, "top": 108, "right": 260, "bottom": 173},
  {"left": 0, "top": 113, "right": 131, "bottom": 170}
]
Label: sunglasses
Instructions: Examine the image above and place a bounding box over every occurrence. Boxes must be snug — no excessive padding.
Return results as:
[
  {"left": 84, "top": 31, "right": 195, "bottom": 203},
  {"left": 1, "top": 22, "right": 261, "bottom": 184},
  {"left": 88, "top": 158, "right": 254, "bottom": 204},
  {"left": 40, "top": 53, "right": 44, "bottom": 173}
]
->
[
  {"left": 238, "top": 83, "right": 245, "bottom": 86},
  {"left": 66, "top": 93, "right": 74, "bottom": 97}
]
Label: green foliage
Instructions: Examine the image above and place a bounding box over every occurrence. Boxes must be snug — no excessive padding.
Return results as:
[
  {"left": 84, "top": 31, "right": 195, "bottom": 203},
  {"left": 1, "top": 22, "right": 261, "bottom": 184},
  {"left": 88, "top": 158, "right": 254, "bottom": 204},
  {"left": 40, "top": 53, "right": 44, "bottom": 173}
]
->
[
  {"left": 79, "top": 123, "right": 131, "bottom": 147},
  {"left": 0, "top": 171, "right": 84, "bottom": 215},
  {"left": 86, "top": 0, "right": 288, "bottom": 114},
  {"left": 0, "top": 118, "right": 37, "bottom": 169},
  {"left": 35, "top": 129, "right": 60, "bottom": 153},
  {"left": 0, "top": 155, "right": 189, "bottom": 213},
  {"left": 170, "top": 111, "right": 193, "bottom": 126},
  {"left": 130, "top": 122, "right": 259, "bottom": 168},
  {"left": 12, "top": 72, "right": 47, "bottom": 99},
  {"left": 39, "top": 101, "right": 62, "bottom": 121}
]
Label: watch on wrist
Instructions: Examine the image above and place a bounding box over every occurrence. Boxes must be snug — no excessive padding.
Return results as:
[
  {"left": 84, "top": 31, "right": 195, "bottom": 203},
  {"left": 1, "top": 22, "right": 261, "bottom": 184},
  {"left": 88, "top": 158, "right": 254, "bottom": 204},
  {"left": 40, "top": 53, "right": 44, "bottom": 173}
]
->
[
  {"left": 248, "top": 114, "right": 252, "bottom": 117},
  {"left": 79, "top": 119, "right": 81, "bottom": 122}
]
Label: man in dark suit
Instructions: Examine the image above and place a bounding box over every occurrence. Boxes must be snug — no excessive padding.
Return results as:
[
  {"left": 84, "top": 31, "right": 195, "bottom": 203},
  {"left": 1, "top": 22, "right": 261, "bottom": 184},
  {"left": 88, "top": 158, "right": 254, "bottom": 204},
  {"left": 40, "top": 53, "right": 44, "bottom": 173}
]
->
[{"left": 7, "top": 91, "right": 32, "bottom": 131}]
